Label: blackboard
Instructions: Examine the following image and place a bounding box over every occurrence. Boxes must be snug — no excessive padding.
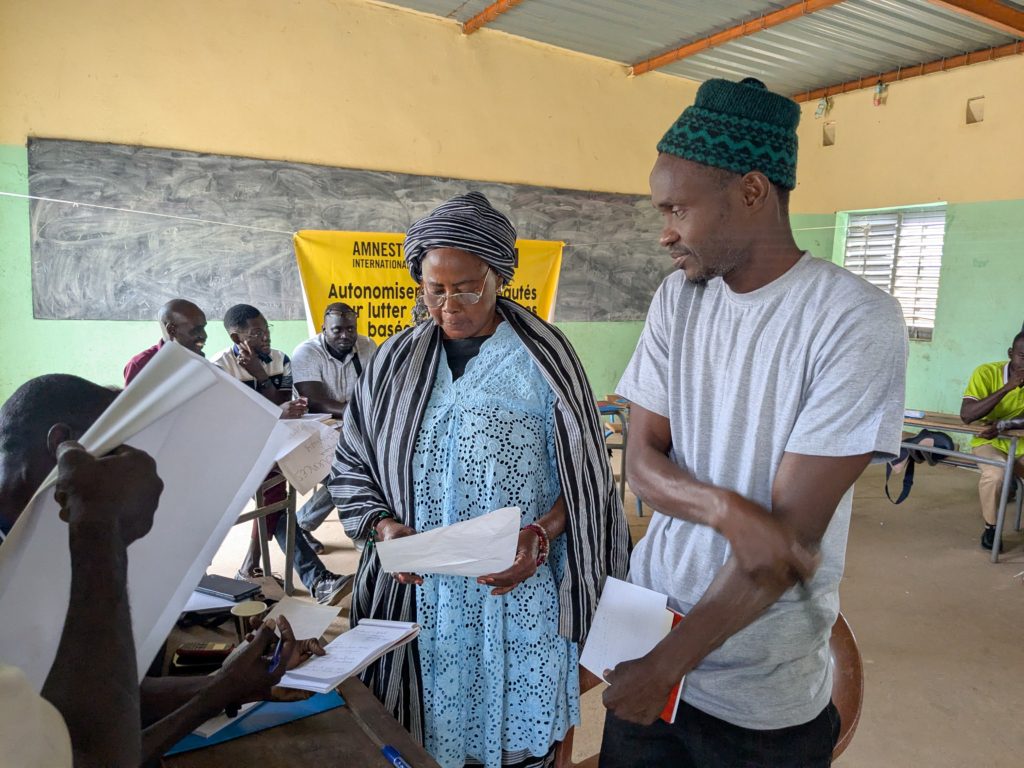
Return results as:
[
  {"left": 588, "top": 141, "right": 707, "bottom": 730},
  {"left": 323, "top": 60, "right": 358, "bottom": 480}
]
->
[{"left": 28, "top": 138, "right": 669, "bottom": 322}]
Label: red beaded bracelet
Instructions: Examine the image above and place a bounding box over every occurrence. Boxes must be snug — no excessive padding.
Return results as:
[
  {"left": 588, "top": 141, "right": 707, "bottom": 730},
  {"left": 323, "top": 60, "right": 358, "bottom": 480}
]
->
[{"left": 523, "top": 523, "right": 550, "bottom": 567}]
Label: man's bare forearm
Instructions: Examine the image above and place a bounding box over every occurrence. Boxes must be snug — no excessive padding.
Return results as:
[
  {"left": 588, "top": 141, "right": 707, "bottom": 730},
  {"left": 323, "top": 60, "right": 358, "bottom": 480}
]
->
[
  {"left": 139, "top": 676, "right": 215, "bottom": 726},
  {"left": 647, "top": 558, "right": 794, "bottom": 682},
  {"left": 294, "top": 382, "right": 347, "bottom": 418},
  {"left": 305, "top": 395, "right": 346, "bottom": 418},
  {"left": 962, "top": 388, "right": 1014, "bottom": 424},
  {"left": 256, "top": 382, "right": 291, "bottom": 405},
  {"left": 627, "top": 439, "right": 728, "bottom": 530},
  {"left": 140, "top": 683, "right": 231, "bottom": 766},
  {"left": 644, "top": 451, "right": 869, "bottom": 682},
  {"left": 42, "top": 521, "right": 140, "bottom": 768}
]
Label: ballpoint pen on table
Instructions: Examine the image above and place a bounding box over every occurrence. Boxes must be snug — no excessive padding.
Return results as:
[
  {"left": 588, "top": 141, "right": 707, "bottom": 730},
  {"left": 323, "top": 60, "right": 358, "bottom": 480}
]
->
[{"left": 381, "top": 744, "right": 413, "bottom": 768}]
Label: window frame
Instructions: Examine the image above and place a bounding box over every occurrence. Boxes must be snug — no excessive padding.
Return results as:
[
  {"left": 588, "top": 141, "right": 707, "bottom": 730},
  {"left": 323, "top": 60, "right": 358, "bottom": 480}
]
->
[{"left": 836, "top": 203, "right": 947, "bottom": 342}]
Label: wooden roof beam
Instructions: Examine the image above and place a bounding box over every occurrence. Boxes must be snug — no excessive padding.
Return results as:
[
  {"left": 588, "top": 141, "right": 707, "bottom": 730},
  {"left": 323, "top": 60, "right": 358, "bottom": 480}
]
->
[
  {"left": 630, "top": 0, "right": 845, "bottom": 76},
  {"left": 792, "top": 40, "right": 1023, "bottom": 102},
  {"left": 925, "top": 0, "right": 1024, "bottom": 38},
  {"left": 462, "top": 0, "right": 526, "bottom": 35}
]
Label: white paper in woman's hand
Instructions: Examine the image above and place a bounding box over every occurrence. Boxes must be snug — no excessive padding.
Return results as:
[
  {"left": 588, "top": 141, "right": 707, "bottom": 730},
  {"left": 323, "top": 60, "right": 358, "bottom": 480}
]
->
[{"left": 375, "top": 507, "right": 520, "bottom": 577}]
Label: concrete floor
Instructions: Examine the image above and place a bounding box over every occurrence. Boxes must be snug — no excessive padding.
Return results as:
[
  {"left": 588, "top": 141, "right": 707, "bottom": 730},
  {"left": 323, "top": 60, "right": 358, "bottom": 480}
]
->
[{"left": 207, "top": 461, "right": 1024, "bottom": 766}]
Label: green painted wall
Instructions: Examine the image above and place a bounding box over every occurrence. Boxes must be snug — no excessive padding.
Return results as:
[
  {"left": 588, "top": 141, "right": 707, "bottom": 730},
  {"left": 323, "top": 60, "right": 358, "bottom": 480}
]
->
[
  {"left": 792, "top": 213, "right": 838, "bottom": 264},
  {"left": 900, "top": 200, "right": 1024, "bottom": 414},
  {"left": 829, "top": 199, "right": 1024, "bottom": 413}
]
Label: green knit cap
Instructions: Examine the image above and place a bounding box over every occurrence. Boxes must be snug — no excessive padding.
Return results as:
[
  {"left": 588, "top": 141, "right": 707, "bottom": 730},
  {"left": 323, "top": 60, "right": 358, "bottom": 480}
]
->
[{"left": 657, "top": 77, "right": 800, "bottom": 190}]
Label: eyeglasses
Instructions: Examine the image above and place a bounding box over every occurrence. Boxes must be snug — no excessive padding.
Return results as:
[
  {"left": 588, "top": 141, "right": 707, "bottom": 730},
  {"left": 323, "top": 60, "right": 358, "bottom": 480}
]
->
[
  {"left": 422, "top": 270, "right": 492, "bottom": 309},
  {"left": 242, "top": 324, "right": 273, "bottom": 340}
]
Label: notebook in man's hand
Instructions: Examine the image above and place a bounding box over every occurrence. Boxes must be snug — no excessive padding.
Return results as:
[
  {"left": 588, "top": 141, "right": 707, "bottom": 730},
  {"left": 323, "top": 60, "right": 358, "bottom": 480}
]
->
[
  {"left": 580, "top": 577, "right": 687, "bottom": 724},
  {"left": 278, "top": 619, "right": 420, "bottom": 694}
]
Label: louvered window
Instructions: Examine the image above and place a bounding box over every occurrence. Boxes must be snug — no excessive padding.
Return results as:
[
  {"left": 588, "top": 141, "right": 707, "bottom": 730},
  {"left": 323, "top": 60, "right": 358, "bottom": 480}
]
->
[{"left": 842, "top": 207, "right": 946, "bottom": 341}]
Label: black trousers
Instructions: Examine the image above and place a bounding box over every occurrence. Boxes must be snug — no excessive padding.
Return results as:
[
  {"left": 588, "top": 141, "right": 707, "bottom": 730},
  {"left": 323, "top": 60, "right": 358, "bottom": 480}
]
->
[{"left": 599, "top": 700, "right": 840, "bottom": 768}]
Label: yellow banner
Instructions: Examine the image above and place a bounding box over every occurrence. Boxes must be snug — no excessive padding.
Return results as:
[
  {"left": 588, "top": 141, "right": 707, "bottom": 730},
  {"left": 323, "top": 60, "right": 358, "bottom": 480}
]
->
[{"left": 293, "top": 230, "right": 563, "bottom": 342}]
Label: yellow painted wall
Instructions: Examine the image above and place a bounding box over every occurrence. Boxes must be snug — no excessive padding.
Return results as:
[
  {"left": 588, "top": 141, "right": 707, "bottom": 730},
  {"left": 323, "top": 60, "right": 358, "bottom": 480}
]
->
[
  {"left": 0, "top": 0, "right": 694, "bottom": 194},
  {"left": 792, "top": 55, "right": 1024, "bottom": 213}
]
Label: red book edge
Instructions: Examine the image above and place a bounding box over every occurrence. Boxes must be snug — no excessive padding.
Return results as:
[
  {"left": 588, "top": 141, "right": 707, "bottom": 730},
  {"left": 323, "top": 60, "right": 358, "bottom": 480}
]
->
[{"left": 659, "top": 611, "right": 685, "bottom": 724}]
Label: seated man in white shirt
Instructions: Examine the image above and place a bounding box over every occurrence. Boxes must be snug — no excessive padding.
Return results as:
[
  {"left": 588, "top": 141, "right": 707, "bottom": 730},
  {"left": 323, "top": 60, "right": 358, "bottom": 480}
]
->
[{"left": 290, "top": 303, "right": 377, "bottom": 553}]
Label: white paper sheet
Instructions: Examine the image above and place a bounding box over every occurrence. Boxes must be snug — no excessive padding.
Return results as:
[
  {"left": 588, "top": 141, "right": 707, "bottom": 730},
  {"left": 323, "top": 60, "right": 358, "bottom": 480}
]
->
[
  {"left": 275, "top": 420, "right": 341, "bottom": 495},
  {"left": 264, "top": 596, "right": 339, "bottom": 641},
  {"left": 579, "top": 577, "right": 675, "bottom": 683},
  {"left": 0, "top": 343, "right": 287, "bottom": 690},
  {"left": 374, "top": 506, "right": 520, "bottom": 577},
  {"left": 192, "top": 702, "right": 260, "bottom": 737}
]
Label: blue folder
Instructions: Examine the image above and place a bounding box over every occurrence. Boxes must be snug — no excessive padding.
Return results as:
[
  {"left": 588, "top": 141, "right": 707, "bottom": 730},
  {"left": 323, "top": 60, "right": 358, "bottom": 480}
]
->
[{"left": 165, "top": 691, "right": 345, "bottom": 756}]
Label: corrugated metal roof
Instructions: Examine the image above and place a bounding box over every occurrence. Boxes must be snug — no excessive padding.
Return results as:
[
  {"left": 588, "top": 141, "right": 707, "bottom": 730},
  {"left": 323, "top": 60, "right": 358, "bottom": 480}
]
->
[
  {"left": 386, "top": 1, "right": 491, "bottom": 20},
  {"left": 383, "top": 0, "right": 1022, "bottom": 94},
  {"left": 481, "top": 1, "right": 794, "bottom": 64},
  {"left": 658, "top": 0, "right": 1019, "bottom": 94}
]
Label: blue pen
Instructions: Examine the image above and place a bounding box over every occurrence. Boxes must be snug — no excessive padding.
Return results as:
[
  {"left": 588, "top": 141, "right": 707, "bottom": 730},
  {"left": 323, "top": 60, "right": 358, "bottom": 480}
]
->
[
  {"left": 381, "top": 744, "right": 413, "bottom": 768},
  {"left": 267, "top": 635, "right": 285, "bottom": 674}
]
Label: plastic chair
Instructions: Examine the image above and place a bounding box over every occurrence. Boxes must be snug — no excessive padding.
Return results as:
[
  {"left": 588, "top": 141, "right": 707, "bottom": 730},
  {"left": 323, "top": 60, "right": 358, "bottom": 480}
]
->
[{"left": 556, "top": 612, "right": 864, "bottom": 766}]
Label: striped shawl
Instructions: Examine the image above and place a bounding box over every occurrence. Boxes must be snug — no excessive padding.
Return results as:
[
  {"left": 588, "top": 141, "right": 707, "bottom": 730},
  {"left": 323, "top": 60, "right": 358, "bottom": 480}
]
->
[{"left": 328, "top": 298, "right": 630, "bottom": 739}]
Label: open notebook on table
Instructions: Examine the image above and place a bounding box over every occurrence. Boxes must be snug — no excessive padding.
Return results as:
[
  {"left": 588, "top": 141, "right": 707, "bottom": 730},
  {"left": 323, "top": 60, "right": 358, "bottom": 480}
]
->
[{"left": 279, "top": 619, "right": 420, "bottom": 694}]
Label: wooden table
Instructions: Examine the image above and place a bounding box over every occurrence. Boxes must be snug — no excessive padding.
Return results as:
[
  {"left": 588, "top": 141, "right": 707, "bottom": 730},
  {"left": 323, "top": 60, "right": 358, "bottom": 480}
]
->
[
  {"left": 904, "top": 411, "right": 1024, "bottom": 562},
  {"left": 162, "top": 678, "right": 440, "bottom": 768}
]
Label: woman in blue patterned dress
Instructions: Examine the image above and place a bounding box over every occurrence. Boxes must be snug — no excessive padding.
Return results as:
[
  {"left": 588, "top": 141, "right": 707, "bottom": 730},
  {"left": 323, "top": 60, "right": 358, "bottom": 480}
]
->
[{"left": 330, "top": 193, "right": 629, "bottom": 768}]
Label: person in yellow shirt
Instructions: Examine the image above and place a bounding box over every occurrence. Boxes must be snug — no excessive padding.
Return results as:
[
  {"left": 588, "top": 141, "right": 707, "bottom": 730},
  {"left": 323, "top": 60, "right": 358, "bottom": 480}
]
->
[{"left": 960, "top": 332, "right": 1024, "bottom": 551}]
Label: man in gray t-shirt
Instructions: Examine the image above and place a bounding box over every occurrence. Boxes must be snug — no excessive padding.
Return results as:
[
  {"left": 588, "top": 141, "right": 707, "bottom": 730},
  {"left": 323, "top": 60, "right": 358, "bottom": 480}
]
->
[
  {"left": 599, "top": 78, "right": 907, "bottom": 768},
  {"left": 291, "top": 302, "right": 377, "bottom": 419}
]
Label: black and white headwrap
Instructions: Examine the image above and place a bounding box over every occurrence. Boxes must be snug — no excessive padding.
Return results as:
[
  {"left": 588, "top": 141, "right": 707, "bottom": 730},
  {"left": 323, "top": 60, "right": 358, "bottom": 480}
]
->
[{"left": 403, "top": 191, "right": 518, "bottom": 283}]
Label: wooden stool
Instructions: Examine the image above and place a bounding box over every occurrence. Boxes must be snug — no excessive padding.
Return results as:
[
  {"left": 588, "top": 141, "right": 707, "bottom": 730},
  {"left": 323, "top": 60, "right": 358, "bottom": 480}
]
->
[{"left": 829, "top": 612, "right": 865, "bottom": 760}]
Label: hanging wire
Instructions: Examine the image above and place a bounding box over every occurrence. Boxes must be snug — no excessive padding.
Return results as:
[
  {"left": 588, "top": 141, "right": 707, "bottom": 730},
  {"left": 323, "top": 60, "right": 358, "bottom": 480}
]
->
[
  {"left": 0, "top": 190, "right": 841, "bottom": 249},
  {"left": 0, "top": 191, "right": 295, "bottom": 235}
]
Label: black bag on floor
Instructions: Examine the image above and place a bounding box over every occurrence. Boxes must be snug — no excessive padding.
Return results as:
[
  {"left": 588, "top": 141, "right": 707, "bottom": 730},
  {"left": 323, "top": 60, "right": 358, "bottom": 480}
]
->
[{"left": 885, "top": 429, "right": 955, "bottom": 504}]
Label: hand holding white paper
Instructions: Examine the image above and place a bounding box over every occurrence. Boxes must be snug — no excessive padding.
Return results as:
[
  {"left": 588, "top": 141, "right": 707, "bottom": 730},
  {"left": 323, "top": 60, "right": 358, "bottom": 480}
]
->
[
  {"left": 264, "top": 596, "right": 339, "bottom": 641},
  {"left": 579, "top": 577, "right": 674, "bottom": 683},
  {"left": 0, "top": 343, "right": 286, "bottom": 690},
  {"left": 375, "top": 506, "right": 521, "bottom": 577}
]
